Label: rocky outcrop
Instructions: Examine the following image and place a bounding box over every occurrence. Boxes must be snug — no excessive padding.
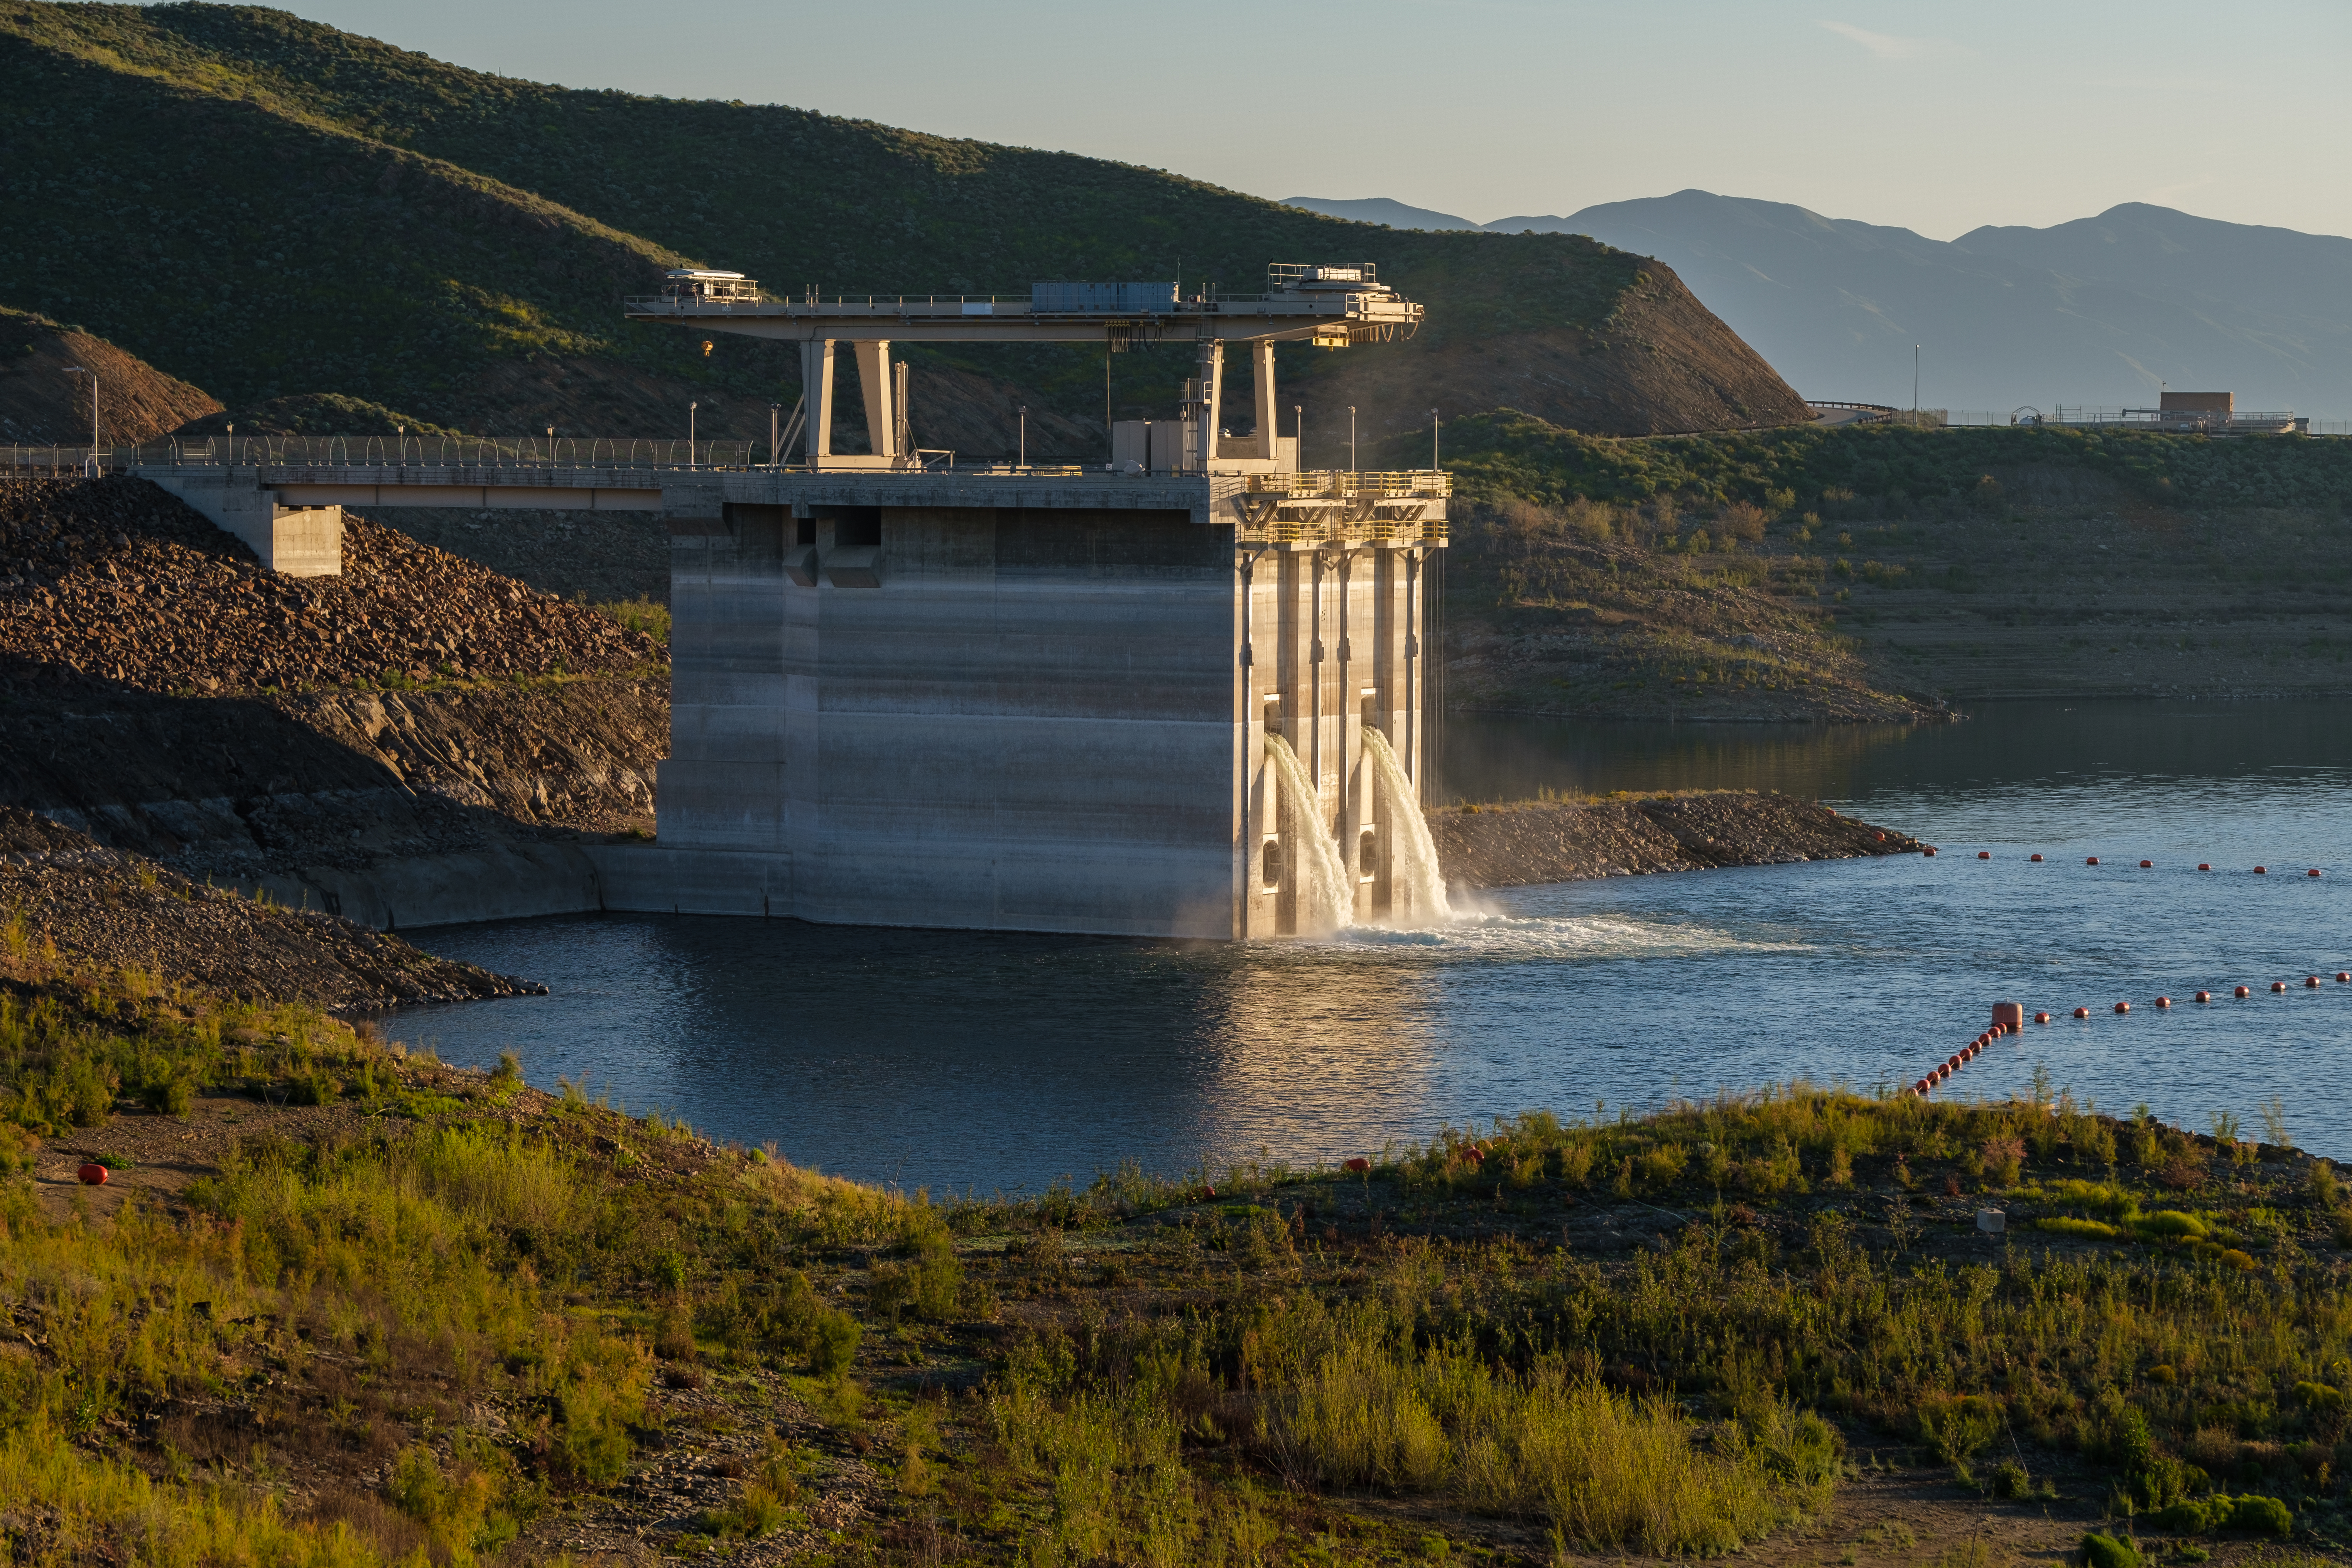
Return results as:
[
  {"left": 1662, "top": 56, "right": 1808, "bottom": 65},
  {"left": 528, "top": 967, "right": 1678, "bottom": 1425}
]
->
[
  {"left": 0, "top": 805, "right": 534, "bottom": 1009},
  {"left": 1430, "top": 791, "right": 1922, "bottom": 890}
]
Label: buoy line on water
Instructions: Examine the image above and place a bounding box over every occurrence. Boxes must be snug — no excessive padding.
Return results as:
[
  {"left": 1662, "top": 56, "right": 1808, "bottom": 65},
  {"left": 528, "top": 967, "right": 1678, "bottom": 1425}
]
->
[
  {"left": 1908, "top": 975, "right": 2352, "bottom": 1097},
  {"left": 1932, "top": 849, "right": 2323, "bottom": 877}
]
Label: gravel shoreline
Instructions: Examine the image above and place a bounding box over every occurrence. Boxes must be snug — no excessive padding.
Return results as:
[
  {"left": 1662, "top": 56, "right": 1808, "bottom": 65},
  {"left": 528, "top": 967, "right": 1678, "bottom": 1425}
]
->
[{"left": 1430, "top": 789, "right": 1923, "bottom": 889}]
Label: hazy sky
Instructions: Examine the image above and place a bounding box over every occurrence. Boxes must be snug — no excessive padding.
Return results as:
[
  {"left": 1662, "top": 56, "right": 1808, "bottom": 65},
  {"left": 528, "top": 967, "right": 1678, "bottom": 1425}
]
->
[{"left": 285, "top": 0, "right": 2352, "bottom": 240}]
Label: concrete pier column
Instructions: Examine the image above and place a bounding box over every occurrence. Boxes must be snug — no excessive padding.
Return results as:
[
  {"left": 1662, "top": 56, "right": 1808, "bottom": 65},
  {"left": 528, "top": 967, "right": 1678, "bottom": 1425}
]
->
[
  {"left": 799, "top": 339, "right": 837, "bottom": 464},
  {"left": 1250, "top": 341, "right": 1278, "bottom": 461},
  {"left": 144, "top": 470, "right": 342, "bottom": 576},
  {"left": 852, "top": 341, "right": 897, "bottom": 462}
]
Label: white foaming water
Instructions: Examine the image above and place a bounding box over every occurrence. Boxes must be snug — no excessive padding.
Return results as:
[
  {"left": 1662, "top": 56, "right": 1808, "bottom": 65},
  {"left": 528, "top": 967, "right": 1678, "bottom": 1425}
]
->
[
  {"left": 1318, "top": 909, "right": 1805, "bottom": 961},
  {"left": 1263, "top": 733, "right": 1356, "bottom": 935},
  {"left": 1361, "top": 727, "right": 1452, "bottom": 924}
]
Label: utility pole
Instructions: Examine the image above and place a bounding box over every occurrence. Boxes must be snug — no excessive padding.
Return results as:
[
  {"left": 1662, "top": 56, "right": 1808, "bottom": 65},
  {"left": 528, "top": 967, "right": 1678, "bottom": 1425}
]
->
[
  {"left": 1349, "top": 405, "right": 1357, "bottom": 476},
  {"left": 66, "top": 365, "right": 98, "bottom": 476},
  {"left": 1429, "top": 407, "right": 1439, "bottom": 472},
  {"left": 1913, "top": 345, "right": 1920, "bottom": 425},
  {"left": 1293, "top": 405, "right": 1303, "bottom": 467},
  {"left": 689, "top": 400, "right": 698, "bottom": 469},
  {"left": 770, "top": 403, "right": 780, "bottom": 467},
  {"left": 1018, "top": 405, "right": 1028, "bottom": 469}
]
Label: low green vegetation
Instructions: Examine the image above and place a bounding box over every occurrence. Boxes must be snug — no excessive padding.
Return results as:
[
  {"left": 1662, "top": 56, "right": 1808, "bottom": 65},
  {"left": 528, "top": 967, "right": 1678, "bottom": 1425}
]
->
[
  {"left": 1431, "top": 412, "right": 2352, "bottom": 516},
  {"left": 1430, "top": 416, "right": 2352, "bottom": 714},
  {"left": 590, "top": 595, "right": 671, "bottom": 646},
  {"left": 6, "top": 923, "right": 2352, "bottom": 1560}
]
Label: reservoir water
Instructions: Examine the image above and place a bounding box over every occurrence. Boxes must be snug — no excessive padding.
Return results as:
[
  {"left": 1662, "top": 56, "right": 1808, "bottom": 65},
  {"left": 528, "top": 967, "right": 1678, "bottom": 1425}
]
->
[{"left": 387, "top": 700, "right": 2352, "bottom": 1191}]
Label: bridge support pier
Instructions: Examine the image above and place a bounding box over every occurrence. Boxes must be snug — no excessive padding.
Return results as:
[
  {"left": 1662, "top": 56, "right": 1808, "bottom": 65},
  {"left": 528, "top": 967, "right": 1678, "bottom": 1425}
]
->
[{"left": 145, "top": 470, "right": 343, "bottom": 576}]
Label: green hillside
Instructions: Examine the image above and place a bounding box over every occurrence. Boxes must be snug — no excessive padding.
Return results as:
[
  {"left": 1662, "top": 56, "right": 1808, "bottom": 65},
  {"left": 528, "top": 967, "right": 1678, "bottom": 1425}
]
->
[{"left": 0, "top": 2, "right": 1804, "bottom": 449}]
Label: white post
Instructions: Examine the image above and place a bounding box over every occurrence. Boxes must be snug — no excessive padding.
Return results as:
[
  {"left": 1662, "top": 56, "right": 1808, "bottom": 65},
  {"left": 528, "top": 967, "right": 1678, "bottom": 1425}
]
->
[
  {"left": 800, "top": 339, "right": 837, "bottom": 466},
  {"left": 853, "top": 340, "right": 895, "bottom": 461},
  {"left": 1252, "top": 341, "right": 1278, "bottom": 459}
]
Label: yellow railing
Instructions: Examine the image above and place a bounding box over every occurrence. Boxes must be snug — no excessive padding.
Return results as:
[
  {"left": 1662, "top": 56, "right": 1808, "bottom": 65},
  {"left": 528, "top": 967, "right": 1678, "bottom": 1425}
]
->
[
  {"left": 1244, "top": 469, "right": 1451, "bottom": 498},
  {"left": 1236, "top": 513, "right": 1449, "bottom": 547}
]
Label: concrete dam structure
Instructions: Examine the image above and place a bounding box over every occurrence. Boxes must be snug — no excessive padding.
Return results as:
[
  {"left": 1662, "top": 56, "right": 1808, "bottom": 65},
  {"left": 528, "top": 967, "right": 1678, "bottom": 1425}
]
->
[{"left": 123, "top": 264, "right": 1451, "bottom": 938}]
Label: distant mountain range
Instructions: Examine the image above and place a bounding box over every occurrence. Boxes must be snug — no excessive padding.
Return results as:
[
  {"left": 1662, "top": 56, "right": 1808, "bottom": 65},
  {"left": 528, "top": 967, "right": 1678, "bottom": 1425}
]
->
[{"left": 1282, "top": 193, "right": 2352, "bottom": 416}]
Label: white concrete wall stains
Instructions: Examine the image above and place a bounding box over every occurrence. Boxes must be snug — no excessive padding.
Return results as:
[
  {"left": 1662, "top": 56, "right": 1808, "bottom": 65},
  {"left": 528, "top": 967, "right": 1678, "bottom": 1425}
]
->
[{"left": 639, "top": 474, "right": 1440, "bottom": 940}]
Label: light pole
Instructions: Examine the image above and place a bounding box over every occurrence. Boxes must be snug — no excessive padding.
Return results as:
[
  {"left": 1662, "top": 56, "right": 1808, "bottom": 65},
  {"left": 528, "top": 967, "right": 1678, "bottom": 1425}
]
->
[
  {"left": 689, "top": 401, "right": 698, "bottom": 468},
  {"left": 1429, "top": 408, "right": 1439, "bottom": 473},
  {"left": 1018, "top": 405, "right": 1028, "bottom": 469},
  {"left": 66, "top": 365, "right": 98, "bottom": 475},
  {"left": 1293, "top": 405, "right": 1303, "bottom": 467},
  {"left": 1913, "top": 345, "right": 1920, "bottom": 425},
  {"left": 1348, "top": 405, "right": 1357, "bottom": 476}
]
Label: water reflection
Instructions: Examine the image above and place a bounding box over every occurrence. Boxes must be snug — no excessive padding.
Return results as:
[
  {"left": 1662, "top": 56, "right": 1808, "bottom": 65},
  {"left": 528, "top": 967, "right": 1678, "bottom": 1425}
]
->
[
  {"left": 392, "top": 700, "right": 2352, "bottom": 1188},
  {"left": 1445, "top": 700, "right": 2352, "bottom": 804}
]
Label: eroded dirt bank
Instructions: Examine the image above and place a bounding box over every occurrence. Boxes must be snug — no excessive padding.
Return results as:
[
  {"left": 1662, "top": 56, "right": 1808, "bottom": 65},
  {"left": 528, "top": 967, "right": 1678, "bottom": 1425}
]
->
[{"left": 1431, "top": 790, "right": 1923, "bottom": 889}]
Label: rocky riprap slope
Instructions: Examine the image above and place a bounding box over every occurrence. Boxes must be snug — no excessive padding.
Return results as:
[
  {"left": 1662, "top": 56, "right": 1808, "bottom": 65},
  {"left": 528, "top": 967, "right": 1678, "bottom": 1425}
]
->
[
  {"left": 0, "top": 475, "right": 665, "bottom": 896},
  {"left": 1431, "top": 790, "right": 1922, "bottom": 889},
  {"left": 0, "top": 805, "right": 532, "bottom": 1009},
  {"left": 0, "top": 476, "right": 656, "bottom": 692}
]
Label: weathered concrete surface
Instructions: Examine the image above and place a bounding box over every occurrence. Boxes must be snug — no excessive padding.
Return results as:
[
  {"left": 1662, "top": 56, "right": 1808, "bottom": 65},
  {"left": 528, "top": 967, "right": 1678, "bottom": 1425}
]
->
[{"left": 143, "top": 469, "right": 343, "bottom": 575}]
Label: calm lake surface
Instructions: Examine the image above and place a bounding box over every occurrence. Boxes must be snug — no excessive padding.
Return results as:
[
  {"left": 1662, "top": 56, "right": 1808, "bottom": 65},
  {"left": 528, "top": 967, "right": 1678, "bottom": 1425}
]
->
[{"left": 389, "top": 700, "right": 2352, "bottom": 1191}]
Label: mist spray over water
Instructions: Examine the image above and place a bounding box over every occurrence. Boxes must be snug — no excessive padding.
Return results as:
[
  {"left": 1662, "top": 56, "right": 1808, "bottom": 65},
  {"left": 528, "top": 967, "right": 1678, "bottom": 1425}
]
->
[
  {"left": 1263, "top": 733, "right": 1355, "bottom": 936},
  {"left": 1361, "top": 727, "right": 1454, "bottom": 924}
]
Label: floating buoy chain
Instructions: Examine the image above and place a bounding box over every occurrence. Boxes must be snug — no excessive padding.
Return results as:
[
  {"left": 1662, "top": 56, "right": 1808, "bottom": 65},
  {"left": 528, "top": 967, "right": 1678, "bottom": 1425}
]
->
[
  {"left": 1943, "top": 852, "right": 2322, "bottom": 876},
  {"left": 1909, "top": 975, "right": 2347, "bottom": 1096}
]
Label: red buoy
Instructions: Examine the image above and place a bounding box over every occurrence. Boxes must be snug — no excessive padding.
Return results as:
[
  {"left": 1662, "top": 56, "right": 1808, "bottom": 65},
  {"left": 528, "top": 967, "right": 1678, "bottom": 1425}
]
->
[
  {"left": 77, "top": 1163, "right": 107, "bottom": 1186},
  {"left": 2156, "top": 996, "right": 2171, "bottom": 1008},
  {"left": 2198, "top": 863, "right": 2212, "bottom": 871},
  {"left": 2035, "top": 1011, "right": 2051, "bottom": 1024},
  {"left": 1978, "top": 851, "right": 1991, "bottom": 859},
  {"left": 2139, "top": 860, "right": 2154, "bottom": 869},
  {"left": 2114, "top": 1001, "right": 2130, "bottom": 1014},
  {"left": 2272, "top": 981, "right": 2288, "bottom": 993},
  {"left": 1923, "top": 847, "right": 1937, "bottom": 857},
  {"left": 1992, "top": 1002, "right": 2024, "bottom": 1030},
  {"left": 2030, "top": 853, "right": 2045, "bottom": 862},
  {"left": 1914, "top": 1079, "right": 1930, "bottom": 1095},
  {"left": 2073, "top": 1006, "right": 2091, "bottom": 1018},
  {"left": 2255, "top": 866, "right": 2269, "bottom": 874},
  {"left": 1947, "top": 1055, "right": 1964, "bottom": 1070},
  {"left": 1875, "top": 832, "right": 1886, "bottom": 841},
  {"left": 2087, "top": 856, "right": 2101, "bottom": 865},
  {"left": 2337, "top": 973, "right": 2349, "bottom": 983},
  {"left": 2195, "top": 991, "right": 2211, "bottom": 1003},
  {"left": 2235, "top": 985, "right": 2251, "bottom": 998},
  {"left": 2309, "top": 869, "right": 2322, "bottom": 878}
]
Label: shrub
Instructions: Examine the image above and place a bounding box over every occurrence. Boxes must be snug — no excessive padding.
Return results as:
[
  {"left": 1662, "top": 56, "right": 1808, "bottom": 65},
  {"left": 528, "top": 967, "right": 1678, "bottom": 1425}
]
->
[
  {"left": 2082, "top": 1531, "right": 2141, "bottom": 1568},
  {"left": 2035, "top": 1217, "right": 2124, "bottom": 1240},
  {"left": 2227, "top": 1495, "right": 2293, "bottom": 1536},
  {"left": 1918, "top": 1394, "right": 2001, "bottom": 1472},
  {"left": 2133, "top": 1210, "right": 2207, "bottom": 1240}
]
